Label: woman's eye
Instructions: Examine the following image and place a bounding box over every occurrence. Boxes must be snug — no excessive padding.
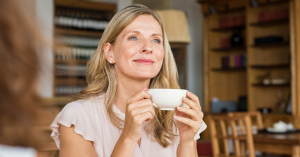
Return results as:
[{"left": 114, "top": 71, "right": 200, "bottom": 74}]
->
[
  {"left": 129, "top": 36, "right": 137, "bottom": 40},
  {"left": 153, "top": 39, "right": 161, "bottom": 43}
]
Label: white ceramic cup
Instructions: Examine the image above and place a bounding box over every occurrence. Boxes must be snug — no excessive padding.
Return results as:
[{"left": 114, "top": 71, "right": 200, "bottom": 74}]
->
[{"left": 147, "top": 89, "right": 187, "bottom": 110}]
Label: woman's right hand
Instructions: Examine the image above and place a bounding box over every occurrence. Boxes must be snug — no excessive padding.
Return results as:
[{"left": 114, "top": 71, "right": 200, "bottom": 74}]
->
[{"left": 121, "top": 87, "right": 155, "bottom": 143}]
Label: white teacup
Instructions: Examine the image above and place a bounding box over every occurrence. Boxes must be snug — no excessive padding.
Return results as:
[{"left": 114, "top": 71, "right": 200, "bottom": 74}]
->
[{"left": 147, "top": 89, "right": 187, "bottom": 110}]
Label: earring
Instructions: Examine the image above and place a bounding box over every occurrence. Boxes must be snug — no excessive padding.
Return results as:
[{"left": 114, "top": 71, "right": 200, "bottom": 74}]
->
[{"left": 110, "top": 60, "right": 112, "bottom": 63}]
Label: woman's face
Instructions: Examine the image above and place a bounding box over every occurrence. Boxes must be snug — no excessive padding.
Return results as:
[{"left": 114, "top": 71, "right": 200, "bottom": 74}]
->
[{"left": 107, "top": 15, "right": 164, "bottom": 80}]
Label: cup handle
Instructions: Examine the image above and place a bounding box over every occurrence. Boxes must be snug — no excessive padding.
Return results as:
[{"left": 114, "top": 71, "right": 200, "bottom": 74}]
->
[{"left": 147, "top": 91, "right": 158, "bottom": 108}]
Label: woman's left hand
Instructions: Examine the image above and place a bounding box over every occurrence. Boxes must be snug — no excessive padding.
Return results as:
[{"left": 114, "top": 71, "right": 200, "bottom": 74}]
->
[{"left": 174, "top": 91, "right": 204, "bottom": 144}]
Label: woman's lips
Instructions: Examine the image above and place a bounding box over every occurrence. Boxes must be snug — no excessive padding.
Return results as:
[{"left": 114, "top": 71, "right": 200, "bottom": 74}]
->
[{"left": 134, "top": 59, "right": 154, "bottom": 65}]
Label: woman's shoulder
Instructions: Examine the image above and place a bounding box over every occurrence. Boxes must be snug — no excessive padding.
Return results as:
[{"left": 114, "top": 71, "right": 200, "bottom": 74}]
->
[{"left": 63, "top": 93, "right": 106, "bottom": 113}]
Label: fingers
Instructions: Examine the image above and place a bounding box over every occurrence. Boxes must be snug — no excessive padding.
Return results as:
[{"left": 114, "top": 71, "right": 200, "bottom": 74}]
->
[
  {"left": 127, "top": 88, "right": 151, "bottom": 104},
  {"left": 174, "top": 116, "right": 200, "bottom": 132},
  {"left": 176, "top": 106, "right": 200, "bottom": 120},
  {"left": 127, "top": 99, "right": 153, "bottom": 112},
  {"left": 186, "top": 91, "right": 200, "bottom": 106},
  {"left": 183, "top": 91, "right": 202, "bottom": 113},
  {"left": 134, "top": 111, "right": 153, "bottom": 126},
  {"left": 131, "top": 102, "right": 155, "bottom": 118}
]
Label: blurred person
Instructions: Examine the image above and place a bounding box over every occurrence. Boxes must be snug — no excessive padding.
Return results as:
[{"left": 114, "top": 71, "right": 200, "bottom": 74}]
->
[
  {"left": 0, "top": 0, "right": 48, "bottom": 156},
  {"left": 51, "top": 4, "right": 206, "bottom": 157}
]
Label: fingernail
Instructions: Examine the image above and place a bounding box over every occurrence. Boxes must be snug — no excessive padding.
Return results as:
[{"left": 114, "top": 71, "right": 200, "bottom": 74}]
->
[
  {"left": 177, "top": 106, "right": 183, "bottom": 111},
  {"left": 174, "top": 116, "right": 179, "bottom": 119},
  {"left": 183, "top": 97, "right": 186, "bottom": 101},
  {"left": 143, "top": 87, "right": 148, "bottom": 91}
]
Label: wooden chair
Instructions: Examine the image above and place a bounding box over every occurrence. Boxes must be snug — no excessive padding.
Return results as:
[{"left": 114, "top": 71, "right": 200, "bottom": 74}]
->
[
  {"left": 228, "top": 112, "right": 264, "bottom": 130},
  {"left": 209, "top": 114, "right": 255, "bottom": 157}
]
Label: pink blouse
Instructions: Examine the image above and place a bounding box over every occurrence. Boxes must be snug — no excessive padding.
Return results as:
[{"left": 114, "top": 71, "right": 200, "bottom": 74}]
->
[{"left": 50, "top": 94, "right": 207, "bottom": 157}]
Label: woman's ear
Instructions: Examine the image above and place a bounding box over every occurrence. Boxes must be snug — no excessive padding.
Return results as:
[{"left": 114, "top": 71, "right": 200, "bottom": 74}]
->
[{"left": 103, "top": 43, "right": 114, "bottom": 64}]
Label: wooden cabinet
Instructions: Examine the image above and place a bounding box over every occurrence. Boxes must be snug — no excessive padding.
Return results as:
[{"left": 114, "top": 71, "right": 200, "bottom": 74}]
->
[{"left": 200, "top": 0, "right": 300, "bottom": 133}]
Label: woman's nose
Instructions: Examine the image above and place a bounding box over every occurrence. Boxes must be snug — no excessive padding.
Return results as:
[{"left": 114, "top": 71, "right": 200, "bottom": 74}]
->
[{"left": 140, "top": 41, "right": 152, "bottom": 54}]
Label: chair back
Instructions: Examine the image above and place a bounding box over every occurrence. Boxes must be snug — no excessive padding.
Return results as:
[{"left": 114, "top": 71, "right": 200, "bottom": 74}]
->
[
  {"left": 228, "top": 112, "right": 264, "bottom": 130},
  {"left": 209, "top": 114, "right": 255, "bottom": 157}
]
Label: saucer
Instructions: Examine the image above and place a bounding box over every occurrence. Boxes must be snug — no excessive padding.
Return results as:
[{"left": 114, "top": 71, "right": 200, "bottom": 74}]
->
[{"left": 267, "top": 127, "right": 287, "bottom": 133}]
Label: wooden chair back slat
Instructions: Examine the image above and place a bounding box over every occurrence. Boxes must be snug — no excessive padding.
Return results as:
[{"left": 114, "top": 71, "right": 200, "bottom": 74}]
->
[
  {"left": 230, "top": 121, "right": 241, "bottom": 156},
  {"left": 220, "top": 120, "right": 230, "bottom": 156},
  {"left": 209, "top": 113, "right": 256, "bottom": 157}
]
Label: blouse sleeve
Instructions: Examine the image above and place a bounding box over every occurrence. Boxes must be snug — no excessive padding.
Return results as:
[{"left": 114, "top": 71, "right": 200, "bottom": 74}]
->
[
  {"left": 50, "top": 101, "right": 96, "bottom": 149},
  {"left": 194, "top": 121, "right": 207, "bottom": 141}
]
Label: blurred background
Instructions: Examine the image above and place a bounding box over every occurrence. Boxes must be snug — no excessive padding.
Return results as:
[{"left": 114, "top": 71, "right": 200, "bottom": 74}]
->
[{"left": 6, "top": 0, "right": 300, "bottom": 156}]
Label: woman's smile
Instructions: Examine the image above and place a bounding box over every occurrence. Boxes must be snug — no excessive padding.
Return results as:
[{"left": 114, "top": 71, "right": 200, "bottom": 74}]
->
[{"left": 133, "top": 58, "right": 154, "bottom": 65}]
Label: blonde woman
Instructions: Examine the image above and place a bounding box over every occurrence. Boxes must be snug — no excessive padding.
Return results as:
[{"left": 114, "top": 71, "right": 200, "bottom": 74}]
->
[{"left": 51, "top": 4, "right": 206, "bottom": 157}]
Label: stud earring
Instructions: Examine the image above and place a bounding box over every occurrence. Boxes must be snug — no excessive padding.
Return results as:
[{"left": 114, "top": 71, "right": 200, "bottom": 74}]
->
[{"left": 110, "top": 60, "right": 112, "bottom": 63}]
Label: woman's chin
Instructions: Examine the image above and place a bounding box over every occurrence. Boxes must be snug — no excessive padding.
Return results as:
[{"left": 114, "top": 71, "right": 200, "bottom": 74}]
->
[{"left": 129, "top": 73, "right": 157, "bottom": 80}]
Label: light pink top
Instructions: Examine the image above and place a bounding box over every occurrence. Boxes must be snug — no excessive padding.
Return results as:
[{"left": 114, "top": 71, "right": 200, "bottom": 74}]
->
[{"left": 50, "top": 94, "right": 207, "bottom": 157}]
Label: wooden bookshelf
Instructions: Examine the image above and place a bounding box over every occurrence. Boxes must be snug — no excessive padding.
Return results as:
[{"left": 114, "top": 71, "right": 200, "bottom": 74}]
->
[
  {"left": 250, "top": 64, "right": 290, "bottom": 68},
  {"left": 252, "top": 83, "right": 290, "bottom": 87},
  {"left": 211, "top": 67, "right": 246, "bottom": 71},
  {"left": 211, "top": 26, "right": 245, "bottom": 32},
  {"left": 55, "top": 60, "right": 88, "bottom": 64},
  {"left": 251, "top": 41, "right": 290, "bottom": 48},
  {"left": 201, "top": 0, "right": 299, "bottom": 139},
  {"left": 55, "top": 0, "right": 116, "bottom": 11},
  {"left": 55, "top": 28, "right": 103, "bottom": 37},
  {"left": 250, "top": 19, "right": 289, "bottom": 27},
  {"left": 211, "top": 46, "right": 246, "bottom": 52},
  {"left": 53, "top": 0, "right": 116, "bottom": 98}
]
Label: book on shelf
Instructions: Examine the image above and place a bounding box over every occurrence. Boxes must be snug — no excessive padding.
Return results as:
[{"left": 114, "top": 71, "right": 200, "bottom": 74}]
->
[{"left": 221, "top": 54, "right": 246, "bottom": 69}]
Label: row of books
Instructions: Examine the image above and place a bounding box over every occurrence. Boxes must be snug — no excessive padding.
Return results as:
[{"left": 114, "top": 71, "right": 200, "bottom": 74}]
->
[
  {"left": 55, "top": 86, "right": 86, "bottom": 97},
  {"left": 55, "top": 46, "right": 96, "bottom": 61},
  {"left": 55, "top": 65, "right": 86, "bottom": 78},
  {"left": 221, "top": 55, "right": 247, "bottom": 69},
  {"left": 219, "top": 16, "right": 245, "bottom": 28},
  {"left": 56, "top": 36, "right": 100, "bottom": 48},
  {"left": 258, "top": 8, "right": 289, "bottom": 22},
  {"left": 55, "top": 8, "right": 112, "bottom": 31}
]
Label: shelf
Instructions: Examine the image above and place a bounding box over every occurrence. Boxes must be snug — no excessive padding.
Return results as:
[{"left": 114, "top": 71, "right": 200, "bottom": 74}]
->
[
  {"left": 43, "top": 97, "right": 72, "bottom": 106},
  {"left": 55, "top": 60, "right": 88, "bottom": 64},
  {"left": 55, "top": 77, "right": 87, "bottom": 86},
  {"left": 55, "top": 28, "right": 103, "bottom": 37},
  {"left": 251, "top": 64, "right": 290, "bottom": 68},
  {"left": 250, "top": 19, "right": 289, "bottom": 27},
  {"left": 251, "top": 41, "right": 289, "bottom": 48},
  {"left": 55, "top": 0, "right": 116, "bottom": 11},
  {"left": 211, "top": 26, "right": 245, "bottom": 32},
  {"left": 218, "top": 7, "right": 245, "bottom": 14},
  {"left": 212, "top": 67, "right": 246, "bottom": 71},
  {"left": 252, "top": 83, "right": 290, "bottom": 87},
  {"left": 212, "top": 46, "right": 246, "bottom": 52},
  {"left": 255, "top": 0, "right": 289, "bottom": 8}
]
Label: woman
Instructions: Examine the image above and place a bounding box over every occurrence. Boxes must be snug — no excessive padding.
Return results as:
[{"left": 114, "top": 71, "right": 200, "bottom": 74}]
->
[
  {"left": 0, "top": 0, "right": 47, "bottom": 157},
  {"left": 51, "top": 4, "right": 206, "bottom": 157}
]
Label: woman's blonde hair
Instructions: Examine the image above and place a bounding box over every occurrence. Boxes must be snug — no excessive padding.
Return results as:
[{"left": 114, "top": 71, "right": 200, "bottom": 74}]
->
[{"left": 75, "top": 4, "right": 180, "bottom": 147}]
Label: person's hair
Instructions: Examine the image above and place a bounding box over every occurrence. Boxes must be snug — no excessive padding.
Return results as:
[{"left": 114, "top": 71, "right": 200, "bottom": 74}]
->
[
  {"left": 0, "top": 0, "right": 43, "bottom": 147},
  {"left": 75, "top": 4, "right": 180, "bottom": 147}
]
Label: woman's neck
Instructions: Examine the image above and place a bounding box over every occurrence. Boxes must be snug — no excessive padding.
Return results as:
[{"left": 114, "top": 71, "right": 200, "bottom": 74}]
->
[{"left": 114, "top": 76, "right": 150, "bottom": 113}]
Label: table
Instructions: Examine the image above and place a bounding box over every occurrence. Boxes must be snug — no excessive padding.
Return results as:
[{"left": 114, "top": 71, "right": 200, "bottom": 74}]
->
[{"left": 253, "top": 133, "right": 300, "bottom": 155}]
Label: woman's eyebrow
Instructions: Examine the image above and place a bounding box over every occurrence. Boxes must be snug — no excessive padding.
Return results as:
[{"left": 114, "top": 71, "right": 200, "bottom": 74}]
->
[
  {"left": 123, "top": 31, "right": 162, "bottom": 38},
  {"left": 152, "top": 33, "right": 162, "bottom": 37},
  {"left": 123, "top": 31, "right": 141, "bottom": 38}
]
